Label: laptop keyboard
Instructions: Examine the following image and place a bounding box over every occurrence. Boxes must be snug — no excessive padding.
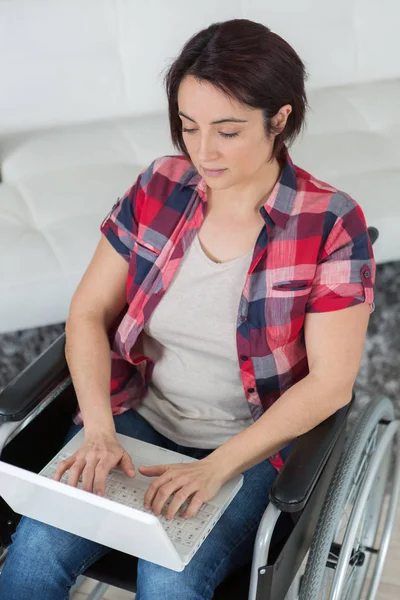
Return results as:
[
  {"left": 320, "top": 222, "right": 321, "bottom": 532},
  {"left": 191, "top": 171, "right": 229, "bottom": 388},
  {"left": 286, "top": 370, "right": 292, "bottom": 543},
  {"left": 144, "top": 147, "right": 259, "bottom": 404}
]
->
[{"left": 40, "top": 452, "right": 219, "bottom": 549}]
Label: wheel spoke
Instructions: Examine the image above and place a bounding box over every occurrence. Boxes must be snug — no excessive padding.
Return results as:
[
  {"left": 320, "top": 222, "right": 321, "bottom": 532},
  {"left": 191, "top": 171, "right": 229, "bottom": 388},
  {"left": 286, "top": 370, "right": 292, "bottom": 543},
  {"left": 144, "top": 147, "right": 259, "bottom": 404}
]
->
[{"left": 343, "top": 561, "right": 358, "bottom": 598}]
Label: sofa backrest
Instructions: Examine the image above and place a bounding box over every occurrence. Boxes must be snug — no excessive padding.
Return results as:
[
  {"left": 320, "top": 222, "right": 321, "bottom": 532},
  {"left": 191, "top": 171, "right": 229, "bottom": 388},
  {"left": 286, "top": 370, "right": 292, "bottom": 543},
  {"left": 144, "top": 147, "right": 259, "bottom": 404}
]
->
[{"left": 1, "top": 0, "right": 398, "bottom": 141}]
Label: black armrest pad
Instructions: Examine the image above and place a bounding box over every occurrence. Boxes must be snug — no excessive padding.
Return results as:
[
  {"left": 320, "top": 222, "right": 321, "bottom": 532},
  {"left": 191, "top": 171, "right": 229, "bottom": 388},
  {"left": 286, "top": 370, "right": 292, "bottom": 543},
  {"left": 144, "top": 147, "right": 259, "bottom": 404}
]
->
[
  {"left": 0, "top": 331, "right": 69, "bottom": 422},
  {"left": 270, "top": 392, "right": 355, "bottom": 512}
]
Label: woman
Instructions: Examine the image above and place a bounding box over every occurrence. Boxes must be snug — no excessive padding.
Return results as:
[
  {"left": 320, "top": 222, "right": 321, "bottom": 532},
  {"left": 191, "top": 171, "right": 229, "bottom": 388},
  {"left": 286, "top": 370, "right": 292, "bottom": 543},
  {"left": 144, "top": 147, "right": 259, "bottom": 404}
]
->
[{"left": 0, "top": 18, "right": 375, "bottom": 600}]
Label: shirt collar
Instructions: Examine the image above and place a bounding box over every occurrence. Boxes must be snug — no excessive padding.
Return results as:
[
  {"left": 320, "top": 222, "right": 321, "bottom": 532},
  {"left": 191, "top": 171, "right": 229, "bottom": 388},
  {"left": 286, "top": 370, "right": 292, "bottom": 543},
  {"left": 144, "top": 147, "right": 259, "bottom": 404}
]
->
[{"left": 178, "top": 144, "right": 297, "bottom": 229}]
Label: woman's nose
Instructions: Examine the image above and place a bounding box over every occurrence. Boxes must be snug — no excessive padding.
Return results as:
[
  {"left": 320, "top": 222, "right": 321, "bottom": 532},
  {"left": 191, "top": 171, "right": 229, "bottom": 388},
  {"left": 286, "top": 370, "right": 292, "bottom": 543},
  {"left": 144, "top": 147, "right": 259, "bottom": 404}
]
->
[{"left": 197, "top": 135, "right": 219, "bottom": 162}]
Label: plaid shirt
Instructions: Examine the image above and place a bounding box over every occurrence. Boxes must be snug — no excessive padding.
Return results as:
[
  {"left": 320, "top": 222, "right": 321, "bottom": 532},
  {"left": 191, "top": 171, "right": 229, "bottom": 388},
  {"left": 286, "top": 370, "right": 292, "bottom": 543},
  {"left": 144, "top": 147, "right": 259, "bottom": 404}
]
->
[{"left": 73, "top": 145, "right": 376, "bottom": 472}]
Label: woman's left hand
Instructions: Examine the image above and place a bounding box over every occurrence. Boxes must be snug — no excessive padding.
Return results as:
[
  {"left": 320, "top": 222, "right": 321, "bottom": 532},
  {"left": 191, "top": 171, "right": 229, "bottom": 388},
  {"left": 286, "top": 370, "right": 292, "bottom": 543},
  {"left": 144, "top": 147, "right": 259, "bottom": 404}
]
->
[{"left": 138, "top": 456, "right": 227, "bottom": 520}]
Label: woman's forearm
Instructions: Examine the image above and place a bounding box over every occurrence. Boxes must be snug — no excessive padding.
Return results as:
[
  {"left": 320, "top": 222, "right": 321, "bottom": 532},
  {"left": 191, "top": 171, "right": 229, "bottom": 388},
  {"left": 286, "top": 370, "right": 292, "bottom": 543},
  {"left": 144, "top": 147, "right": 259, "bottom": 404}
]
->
[
  {"left": 206, "top": 373, "right": 353, "bottom": 481},
  {"left": 65, "top": 315, "right": 116, "bottom": 437}
]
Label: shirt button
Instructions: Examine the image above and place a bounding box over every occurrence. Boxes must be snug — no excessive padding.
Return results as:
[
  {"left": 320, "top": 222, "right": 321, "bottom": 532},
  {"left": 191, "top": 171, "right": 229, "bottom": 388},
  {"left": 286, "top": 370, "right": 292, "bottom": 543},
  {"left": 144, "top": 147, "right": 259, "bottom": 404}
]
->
[
  {"left": 240, "top": 355, "right": 249, "bottom": 361},
  {"left": 247, "top": 387, "right": 255, "bottom": 393}
]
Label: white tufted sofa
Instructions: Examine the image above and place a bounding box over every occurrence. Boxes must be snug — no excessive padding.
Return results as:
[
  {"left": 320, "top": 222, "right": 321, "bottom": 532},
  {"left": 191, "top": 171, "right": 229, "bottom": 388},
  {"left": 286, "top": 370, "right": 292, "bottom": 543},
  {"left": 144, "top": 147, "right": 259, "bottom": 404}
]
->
[{"left": 1, "top": 0, "right": 399, "bottom": 334}]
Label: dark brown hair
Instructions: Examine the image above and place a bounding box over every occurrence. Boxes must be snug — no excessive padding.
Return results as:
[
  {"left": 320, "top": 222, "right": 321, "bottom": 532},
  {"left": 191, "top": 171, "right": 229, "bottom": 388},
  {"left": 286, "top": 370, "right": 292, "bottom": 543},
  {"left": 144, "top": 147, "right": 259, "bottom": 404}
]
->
[{"left": 162, "top": 18, "right": 309, "bottom": 163}]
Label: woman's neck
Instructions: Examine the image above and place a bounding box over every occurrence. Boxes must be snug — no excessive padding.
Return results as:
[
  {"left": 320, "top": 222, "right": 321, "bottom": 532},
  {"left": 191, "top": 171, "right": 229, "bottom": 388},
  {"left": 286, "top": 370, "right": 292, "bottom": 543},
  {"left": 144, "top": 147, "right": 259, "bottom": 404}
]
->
[{"left": 206, "top": 158, "right": 283, "bottom": 218}]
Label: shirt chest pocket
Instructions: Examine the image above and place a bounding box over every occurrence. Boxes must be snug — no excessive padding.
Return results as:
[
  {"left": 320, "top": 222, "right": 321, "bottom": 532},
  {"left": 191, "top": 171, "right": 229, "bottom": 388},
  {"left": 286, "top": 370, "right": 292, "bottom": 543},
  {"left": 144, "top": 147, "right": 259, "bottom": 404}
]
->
[
  {"left": 131, "top": 238, "right": 162, "bottom": 286},
  {"left": 267, "top": 279, "right": 313, "bottom": 346},
  {"left": 134, "top": 237, "right": 161, "bottom": 256}
]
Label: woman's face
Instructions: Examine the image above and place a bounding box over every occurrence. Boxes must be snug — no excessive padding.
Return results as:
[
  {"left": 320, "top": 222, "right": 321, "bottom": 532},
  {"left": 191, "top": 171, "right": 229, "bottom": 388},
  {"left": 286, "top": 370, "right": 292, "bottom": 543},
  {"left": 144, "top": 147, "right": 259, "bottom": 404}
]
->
[{"left": 177, "top": 75, "right": 291, "bottom": 193}]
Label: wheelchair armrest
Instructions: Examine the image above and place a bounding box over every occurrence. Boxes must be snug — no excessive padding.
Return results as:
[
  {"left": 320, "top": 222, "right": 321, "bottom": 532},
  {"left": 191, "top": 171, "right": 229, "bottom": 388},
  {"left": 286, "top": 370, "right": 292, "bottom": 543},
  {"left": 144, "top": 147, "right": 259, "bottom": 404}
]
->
[
  {"left": 269, "top": 391, "right": 355, "bottom": 513},
  {"left": 0, "top": 331, "right": 69, "bottom": 423}
]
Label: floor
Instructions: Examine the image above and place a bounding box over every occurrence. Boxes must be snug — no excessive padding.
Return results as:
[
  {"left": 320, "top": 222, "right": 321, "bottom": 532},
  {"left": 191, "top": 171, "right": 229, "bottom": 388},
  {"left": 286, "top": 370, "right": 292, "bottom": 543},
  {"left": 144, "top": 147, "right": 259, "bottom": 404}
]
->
[
  {"left": 72, "top": 580, "right": 132, "bottom": 600},
  {"left": 69, "top": 494, "right": 400, "bottom": 600}
]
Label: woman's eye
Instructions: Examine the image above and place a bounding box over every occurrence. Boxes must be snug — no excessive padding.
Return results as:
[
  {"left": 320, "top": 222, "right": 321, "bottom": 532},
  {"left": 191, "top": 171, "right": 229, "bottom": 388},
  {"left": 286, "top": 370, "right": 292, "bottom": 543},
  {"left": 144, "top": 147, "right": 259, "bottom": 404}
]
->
[{"left": 182, "top": 128, "right": 238, "bottom": 138}]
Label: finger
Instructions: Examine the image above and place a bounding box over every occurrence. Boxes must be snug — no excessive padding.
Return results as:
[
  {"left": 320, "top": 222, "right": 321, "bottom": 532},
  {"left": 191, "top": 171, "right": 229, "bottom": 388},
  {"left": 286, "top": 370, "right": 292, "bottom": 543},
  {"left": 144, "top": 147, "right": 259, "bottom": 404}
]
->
[
  {"left": 93, "top": 461, "right": 113, "bottom": 496},
  {"left": 53, "top": 456, "right": 75, "bottom": 481},
  {"left": 66, "top": 461, "right": 86, "bottom": 488},
  {"left": 138, "top": 464, "right": 168, "bottom": 477},
  {"left": 151, "top": 478, "right": 186, "bottom": 516},
  {"left": 165, "top": 483, "right": 198, "bottom": 520},
  {"left": 143, "top": 471, "right": 174, "bottom": 509},
  {"left": 80, "top": 458, "right": 99, "bottom": 493},
  {"left": 182, "top": 491, "right": 205, "bottom": 519},
  {"left": 119, "top": 451, "right": 136, "bottom": 477}
]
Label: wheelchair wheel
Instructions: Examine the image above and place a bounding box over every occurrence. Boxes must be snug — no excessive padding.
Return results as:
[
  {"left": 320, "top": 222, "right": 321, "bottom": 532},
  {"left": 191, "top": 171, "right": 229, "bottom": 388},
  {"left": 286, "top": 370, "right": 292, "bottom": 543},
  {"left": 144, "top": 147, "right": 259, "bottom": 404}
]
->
[{"left": 298, "top": 396, "right": 400, "bottom": 600}]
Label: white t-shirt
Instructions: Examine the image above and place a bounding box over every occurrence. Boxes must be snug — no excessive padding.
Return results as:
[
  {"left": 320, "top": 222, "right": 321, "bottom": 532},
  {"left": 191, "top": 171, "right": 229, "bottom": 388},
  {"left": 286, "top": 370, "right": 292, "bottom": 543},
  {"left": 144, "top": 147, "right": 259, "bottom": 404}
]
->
[{"left": 135, "top": 234, "right": 255, "bottom": 448}]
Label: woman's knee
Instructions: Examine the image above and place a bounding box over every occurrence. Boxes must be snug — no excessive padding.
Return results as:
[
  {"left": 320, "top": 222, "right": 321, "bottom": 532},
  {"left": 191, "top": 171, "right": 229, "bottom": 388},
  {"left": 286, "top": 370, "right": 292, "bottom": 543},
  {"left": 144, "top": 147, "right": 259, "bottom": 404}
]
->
[
  {"left": 0, "top": 517, "right": 73, "bottom": 597},
  {"left": 8, "top": 516, "right": 63, "bottom": 561},
  {"left": 0, "top": 516, "right": 109, "bottom": 593},
  {"left": 136, "top": 557, "right": 213, "bottom": 600}
]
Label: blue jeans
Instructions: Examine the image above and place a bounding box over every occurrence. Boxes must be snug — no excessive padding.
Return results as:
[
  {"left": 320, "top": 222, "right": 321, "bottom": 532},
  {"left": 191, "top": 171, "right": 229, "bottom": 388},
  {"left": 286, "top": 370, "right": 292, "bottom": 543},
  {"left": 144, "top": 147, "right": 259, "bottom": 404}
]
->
[{"left": 0, "top": 409, "right": 291, "bottom": 600}]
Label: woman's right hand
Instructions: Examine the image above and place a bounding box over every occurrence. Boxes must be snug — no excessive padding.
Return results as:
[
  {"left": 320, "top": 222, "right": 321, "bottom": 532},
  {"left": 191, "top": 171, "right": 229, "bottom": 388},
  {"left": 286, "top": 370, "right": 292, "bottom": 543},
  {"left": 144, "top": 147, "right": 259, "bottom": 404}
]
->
[{"left": 53, "top": 431, "right": 136, "bottom": 496}]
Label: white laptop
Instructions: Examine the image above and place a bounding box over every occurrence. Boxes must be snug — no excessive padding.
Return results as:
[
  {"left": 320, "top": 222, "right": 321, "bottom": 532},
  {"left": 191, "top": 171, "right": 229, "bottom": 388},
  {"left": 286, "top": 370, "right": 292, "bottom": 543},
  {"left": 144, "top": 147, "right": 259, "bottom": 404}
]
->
[{"left": 0, "top": 429, "right": 244, "bottom": 571}]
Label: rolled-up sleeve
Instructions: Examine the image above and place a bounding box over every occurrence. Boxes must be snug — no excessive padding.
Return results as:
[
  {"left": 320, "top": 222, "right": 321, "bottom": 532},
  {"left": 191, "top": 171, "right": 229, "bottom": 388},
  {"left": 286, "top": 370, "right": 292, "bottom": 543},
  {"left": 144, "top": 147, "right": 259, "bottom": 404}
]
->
[
  {"left": 306, "top": 201, "right": 376, "bottom": 314},
  {"left": 100, "top": 159, "right": 155, "bottom": 262}
]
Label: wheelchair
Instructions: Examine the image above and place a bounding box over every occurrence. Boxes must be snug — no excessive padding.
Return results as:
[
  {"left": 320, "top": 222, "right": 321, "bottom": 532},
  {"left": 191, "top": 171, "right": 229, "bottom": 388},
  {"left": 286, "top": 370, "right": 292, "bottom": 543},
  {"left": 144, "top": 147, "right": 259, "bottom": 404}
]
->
[{"left": 0, "top": 226, "right": 399, "bottom": 600}]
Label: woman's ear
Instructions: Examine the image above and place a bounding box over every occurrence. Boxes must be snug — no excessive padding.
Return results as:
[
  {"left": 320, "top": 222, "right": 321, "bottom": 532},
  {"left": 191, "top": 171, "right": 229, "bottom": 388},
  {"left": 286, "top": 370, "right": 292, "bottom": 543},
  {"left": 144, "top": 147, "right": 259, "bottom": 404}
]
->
[{"left": 272, "top": 105, "right": 292, "bottom": 133}]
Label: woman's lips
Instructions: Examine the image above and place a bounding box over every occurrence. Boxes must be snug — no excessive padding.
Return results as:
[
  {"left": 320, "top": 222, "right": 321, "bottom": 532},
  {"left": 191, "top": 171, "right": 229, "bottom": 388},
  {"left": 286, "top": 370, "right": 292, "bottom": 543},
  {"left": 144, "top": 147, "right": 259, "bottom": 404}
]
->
[{"left": 203, "top": 168, "right": 227, "bottom": 177}]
